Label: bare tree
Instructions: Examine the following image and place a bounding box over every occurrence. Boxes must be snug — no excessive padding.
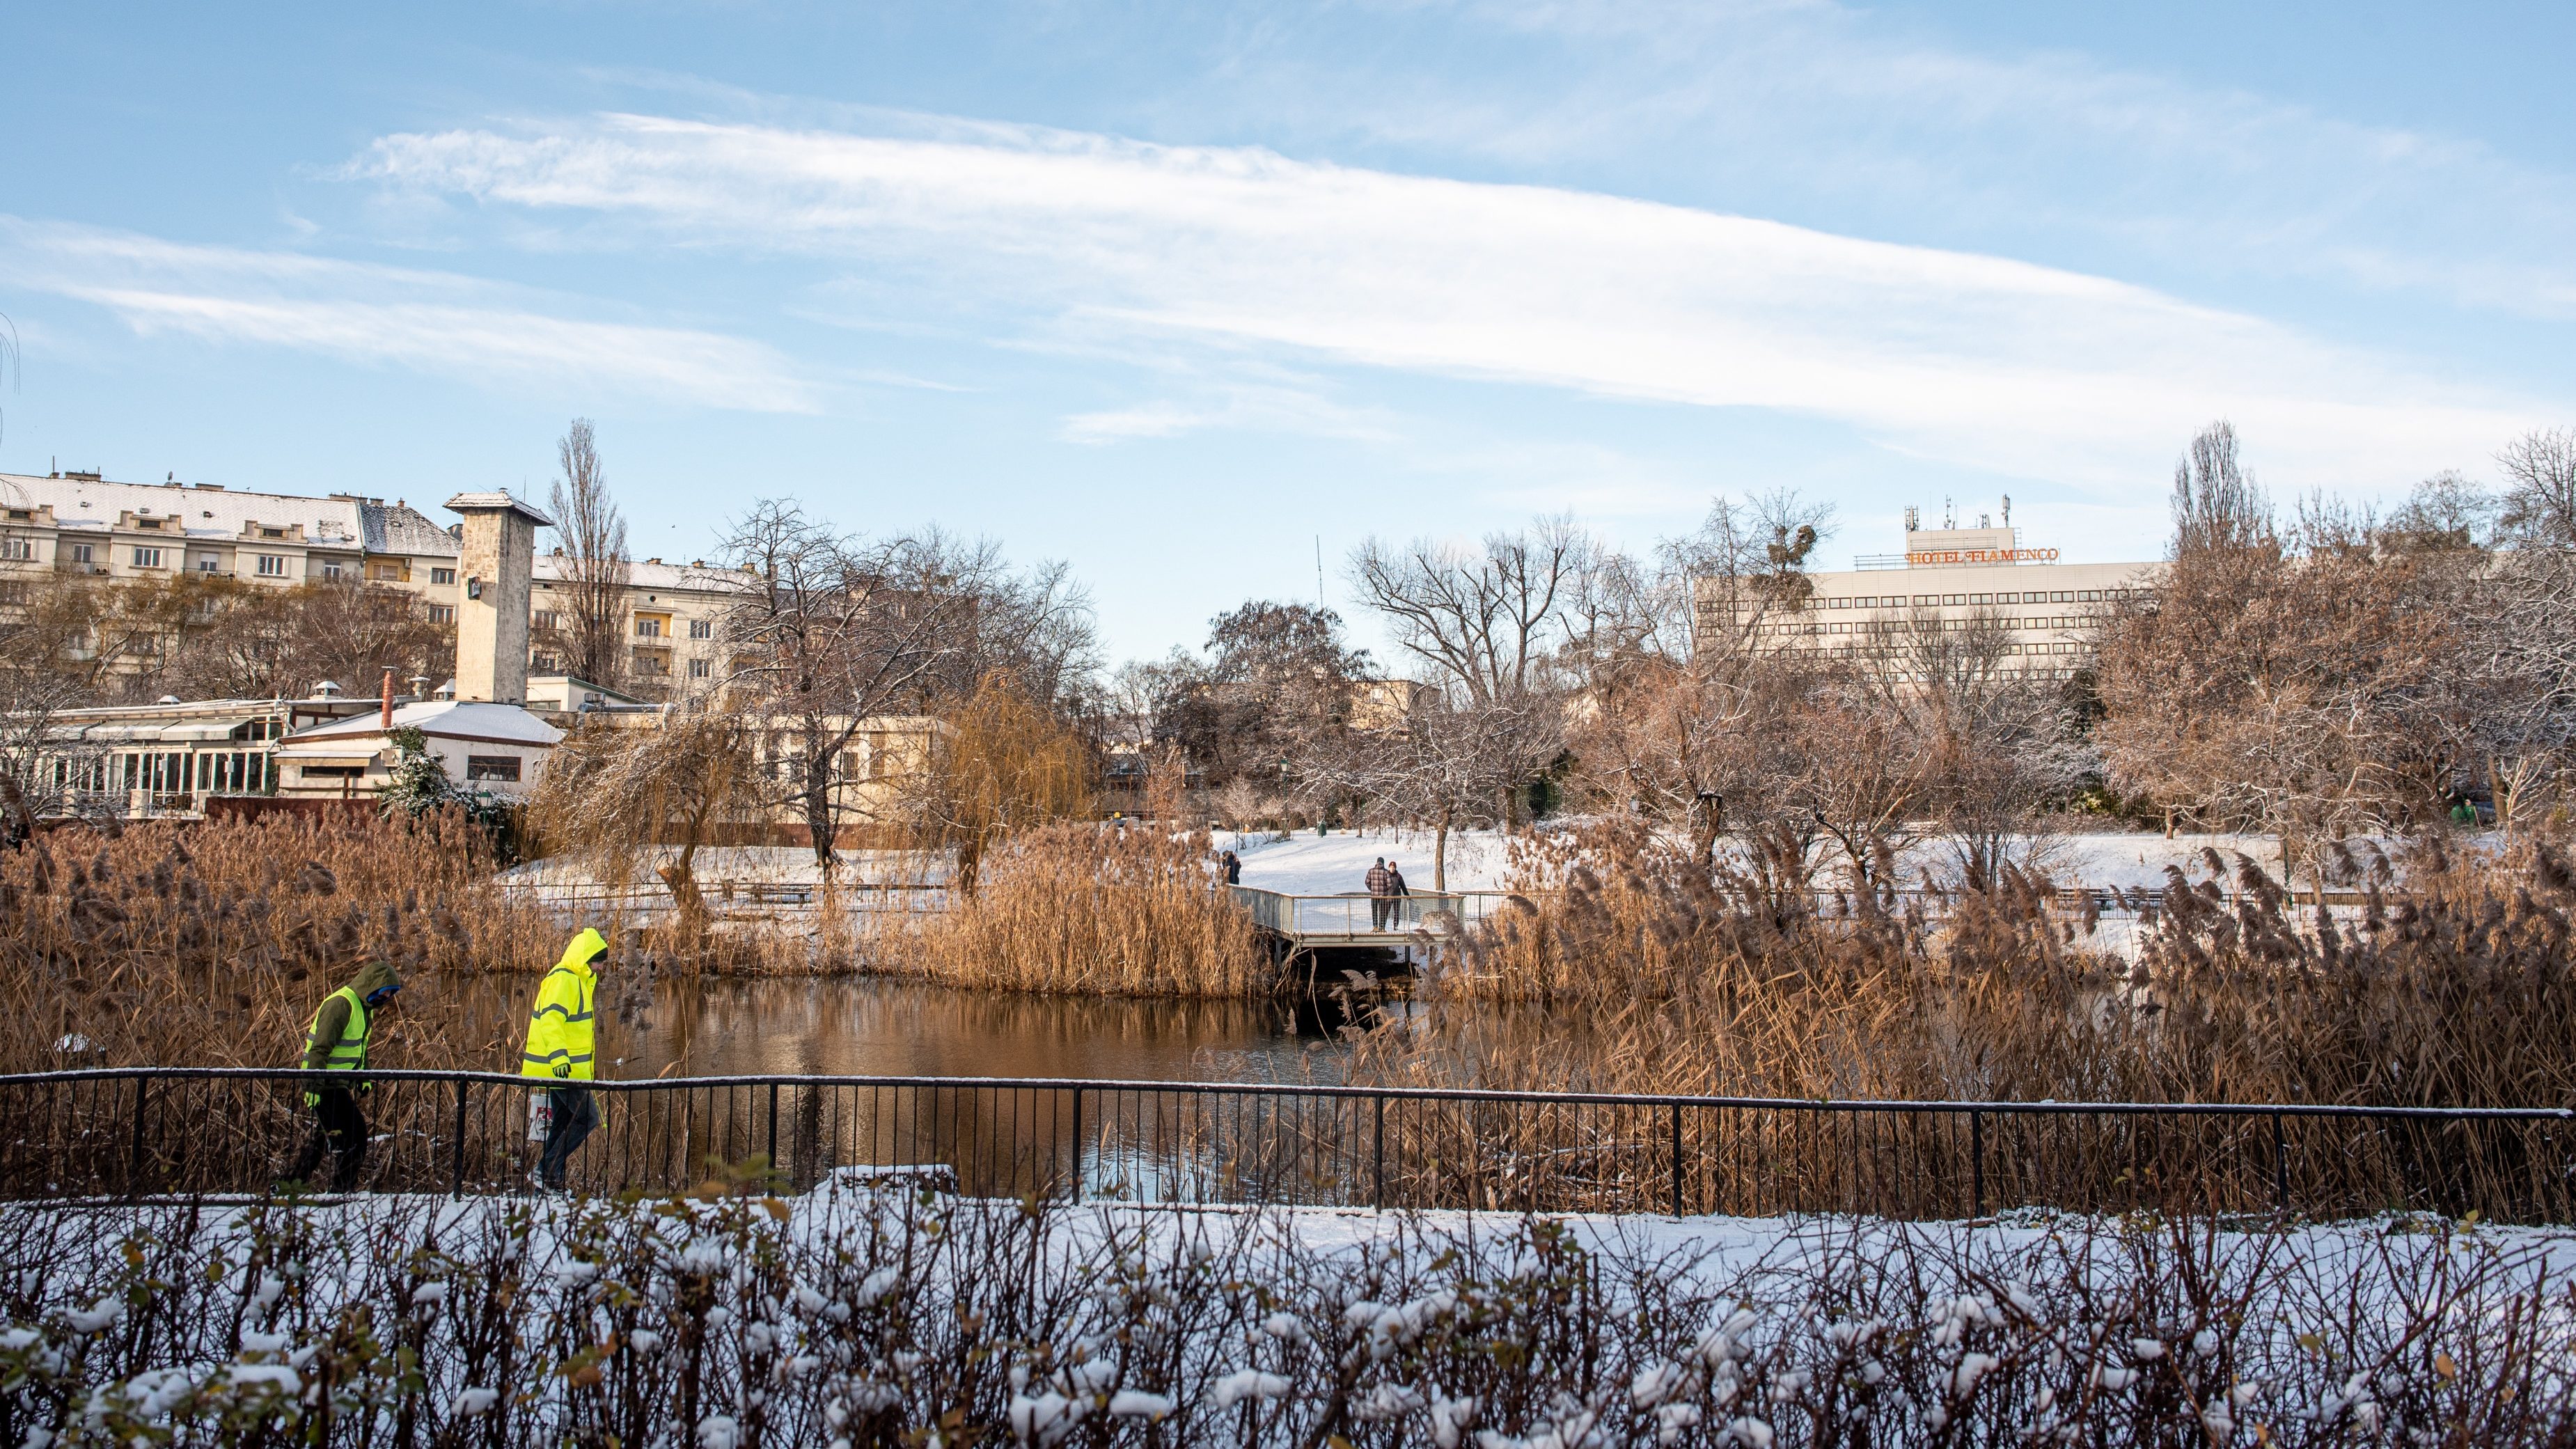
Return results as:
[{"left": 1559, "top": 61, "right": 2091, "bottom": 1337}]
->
[
  {"left": 2497, "top": 427, "right": 2576, "bottom": 547},
  {"left": 1346, "top": 518, "right": 1593, "bottom": 706},
  {"left": 545, "top": 418, "right": 631, "bottom": 690},
  {"left": 528, "top": 698, "right": 755, "bottom": 932},
  {"left": 717, "top": 501, "right": 1005, "bottom": 871}
]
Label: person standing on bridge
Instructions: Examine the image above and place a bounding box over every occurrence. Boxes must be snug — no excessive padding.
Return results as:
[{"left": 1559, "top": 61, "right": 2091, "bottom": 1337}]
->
[
  {"left": 522, "top": 927, "right": 608, "bottom": 1191},
  {"left": 288, "top": 959, "right": 403, "bottom": 1192},
  {"left": 1365, "top": 857, "right": 1392, "bottom": 930},
  {"left": 1385, "top": 861, "right": 1411, "bottom": 928}
]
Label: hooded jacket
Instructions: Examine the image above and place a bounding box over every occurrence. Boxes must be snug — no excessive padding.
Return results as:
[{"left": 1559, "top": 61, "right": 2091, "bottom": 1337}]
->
[
  {"left": 521, "top": 928, "right": 606, "bottom": 1082},
  {"left": 301, "top": 960, "right": 402, "bottom": 1074}
]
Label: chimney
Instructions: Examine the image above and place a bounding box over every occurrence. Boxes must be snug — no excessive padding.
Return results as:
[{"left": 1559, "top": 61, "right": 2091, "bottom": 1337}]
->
[
  {"left": 442, "top": 492, "right": 555, "bottom": 707},
  {"left": 380, "top": 668, "right": 395, "bottom": 729}
]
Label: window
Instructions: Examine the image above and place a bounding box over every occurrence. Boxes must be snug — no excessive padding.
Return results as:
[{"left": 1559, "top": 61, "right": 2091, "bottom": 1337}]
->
[
  {"left": 136, "top": 518, "right": 162, "bottom": 531},
  {"left": 2078, "top": 590, "right": 2101, "bottom": 602},
  {"left": 1913, "top": 594, "right": 1936, "bottom": 605},
  {"left": 132, "top": 547, "right": 164, "bottom": 569},
  {"left": 3, "top": 509, "right": 25, "bottom": 521},
  {"left": 430, "top": 567, "right": 455, "bottom": 586},
  {"left": 2050, "top": 591, "right": 2072, "bottom": 603},
  {"left": 466, "top": 755, "right": 522, "bottom": 783},
  {"left": 0, "top": 581, "right": 24, "bottom": 606},
  {"left": 635, "top": 616, "right": 664, "bottom": 639},
  {"left": 0, "top": 538, "right": 30, "bottom": 561},
  {"left": 688, "top": 618, "right": 713, "bottom": 639},
  {"left": 534, "top": 610, "right": 560, "bottom": 632},
  {"left": 1968, "top": 593, "right": 1989, "bottom": 604},
  {"left": 533, "top": 654, "right": 563, "bottom": 673},
  {"left": 368, "top": 563, "right": 402, "bottom": 581},
  {"left": 1942, "top": 594, "right": 1964, "bottom": 606},
  {"left": 299, "top": 765, "right": 363, "bottom": 781},
  {"left": 631, "top": 650, "right": 669, "bottom": 676},
  {"left": 428, "top": 604, "right": 455, "bottom": 624},
  {"left": 320, "top": 560, "right": 344, "bottom": 579},
  {"left": 260, "top": 526, "right": 285, "bottom": 539},
  {"left": 68, "top": 543, "right": 93, "bottom": 565},
  {"left": 256, "top": 554, "right": 286, "bottom": 577},
  {"left": 196, "top": 556, "right": 221, "bottom": 573},
  {"left": 1827, "top": 597, "right": 1848, "bottom": 610}
]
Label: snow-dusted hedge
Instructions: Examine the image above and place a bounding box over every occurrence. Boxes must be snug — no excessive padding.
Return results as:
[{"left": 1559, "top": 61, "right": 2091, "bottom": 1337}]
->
[{"left": 0, "top": 1181, "right": 2570, "bottom": 1446}]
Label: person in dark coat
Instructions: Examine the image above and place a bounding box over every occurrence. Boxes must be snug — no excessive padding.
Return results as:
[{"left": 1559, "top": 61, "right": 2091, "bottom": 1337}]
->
[
  {"left": 288, "top": 959, "right": 403, "bottom": 1191},
  {"left": 1385, "top": 861, "right": 1412, "bottom": 927},
  {"left": 1220, "top": 850, "right": 1242, "bottom": 884}
]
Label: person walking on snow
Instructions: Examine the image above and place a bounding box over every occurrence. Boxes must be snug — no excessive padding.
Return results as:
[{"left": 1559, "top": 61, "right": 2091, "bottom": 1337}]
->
[
  {"left": 523, "top": 927, "right": 608, "bottom": 1191},
  {"left": 289, "top": 959, "right": 402, "bottom": 1191},
  {"left": 1365, "top": 856, "right": 1392, "bottom": 930}
]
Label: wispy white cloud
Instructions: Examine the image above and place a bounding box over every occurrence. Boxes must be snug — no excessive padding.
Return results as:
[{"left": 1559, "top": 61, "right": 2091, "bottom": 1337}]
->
[
  {"left": 0, "top": 217, "right": 819, "bottom": 414},
  {"left": 355, "top": 113, "right": 2543, "bottom": 489},
  {"left": 1062, "top": 381, "right": 1393, "bottom": 445}
]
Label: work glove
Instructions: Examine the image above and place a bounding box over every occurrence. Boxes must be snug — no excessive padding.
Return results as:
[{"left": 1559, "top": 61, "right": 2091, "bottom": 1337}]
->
[{"left": 553, "top": 1063, "right": 570, "bottom": 1079}]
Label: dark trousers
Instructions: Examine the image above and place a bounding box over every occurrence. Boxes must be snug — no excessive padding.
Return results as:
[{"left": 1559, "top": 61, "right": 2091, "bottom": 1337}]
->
[
  {"left": 290, "top": 1088, "right": 367, "bottom": 1191},
  {"left": 538, "top": 1088, "right": 599, "bottom": 1188},
  {"left": 1369, "top": 895, "right": 1391, "bottom": 929}
]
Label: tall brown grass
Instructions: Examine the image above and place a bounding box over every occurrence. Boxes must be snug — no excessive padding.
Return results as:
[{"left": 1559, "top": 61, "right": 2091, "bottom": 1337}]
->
[
  {"left": 0, "top": 813, "right": 576, "bottom": 1074},
  {"left": 886, "top": 822, "right": 1275, "bottom": 997},
  {"left": 1370, "top": 818, "right": 2576, "bottom": 1110}
]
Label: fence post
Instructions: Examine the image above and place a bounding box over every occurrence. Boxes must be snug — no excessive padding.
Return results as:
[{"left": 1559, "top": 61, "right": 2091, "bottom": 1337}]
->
[
  {"left": 767, "top": 1082, "right": 781, "bottom": 1181},
  {"left": 451, "top": 1079, "right": 469, "bottom": 1199},
  {"left": 1670, "top": 1102, "right": 1683, "bottom": 1217},
  {"left": 1372, "top": 1094, "right": 1386, "bottom": 1209},
  {"left": 127, "top": 1077, "right": 149, "bottom": 1198},
  {"left": 1968, "top": 1109, "right": 1984, "bottom": 1220},
  {"left": 2270, "top": 1111, "right": 2288, "bottom": 1219},
  {"left": 1069, "top": 1087, "right": 1083, "bottom": 1203}
]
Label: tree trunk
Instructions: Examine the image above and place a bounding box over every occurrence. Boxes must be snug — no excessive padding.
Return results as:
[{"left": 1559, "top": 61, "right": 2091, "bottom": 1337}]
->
[
  {"left": 1434, "top": 813, "right": 1450, "bottom": 894},
  {"left": 658, "top": 810, "right": 710, "bottom": 936},
  {"left": 803, "top": 753, "right": 838, "bottom": 872}
]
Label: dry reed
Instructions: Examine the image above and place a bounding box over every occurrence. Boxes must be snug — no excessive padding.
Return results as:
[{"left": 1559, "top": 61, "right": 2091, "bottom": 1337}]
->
[
  {"left": 0, "top": 814, "right": 577, "bottom": 1075},
  {"left": 885, "top": 822, "right": 1275, "bottom": 997},
  {"left": 1371, "top": 818, "right": 2576, "bottom": 1111}
]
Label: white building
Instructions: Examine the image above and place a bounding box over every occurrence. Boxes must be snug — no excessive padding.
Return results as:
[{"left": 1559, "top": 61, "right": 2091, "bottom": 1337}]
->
[
  {"left": 1699, "top": 510, "right": 2162, "bottom": 678},
  {"left": 0, "top": 468, "right": 746, "bottom": 685}
]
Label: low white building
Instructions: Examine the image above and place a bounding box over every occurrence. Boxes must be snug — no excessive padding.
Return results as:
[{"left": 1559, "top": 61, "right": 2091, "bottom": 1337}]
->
[{"left": 275, "top": 700, "right": 563, "bottom": 800}]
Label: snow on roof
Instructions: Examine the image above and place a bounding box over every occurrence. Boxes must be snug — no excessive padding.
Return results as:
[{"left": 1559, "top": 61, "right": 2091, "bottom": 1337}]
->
[
  {"left": 443, "top": 491, "right": 554, "bottom": 527},
  {"left": 532, "top": 553, "right": 750, "bottom": 595},
  {"left": 285, "top": 700, "right": 563, "bottom": 748},
  {"left": 363, "top": 499, "right": 462, "bottom": 557},
  {"left": 0, "top": 471, "right": 368, "bottom": 545}
]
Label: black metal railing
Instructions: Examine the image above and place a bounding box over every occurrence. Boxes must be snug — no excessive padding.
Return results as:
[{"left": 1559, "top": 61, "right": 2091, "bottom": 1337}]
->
[{"left": 0, "top": 1069, "right": 2566, "bottom": 1221}]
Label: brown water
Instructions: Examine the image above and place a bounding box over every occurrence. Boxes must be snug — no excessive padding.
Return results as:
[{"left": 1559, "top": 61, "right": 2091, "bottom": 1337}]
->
[{"left": 597, "top": 978, "right": 1353, "bottom": 1083}]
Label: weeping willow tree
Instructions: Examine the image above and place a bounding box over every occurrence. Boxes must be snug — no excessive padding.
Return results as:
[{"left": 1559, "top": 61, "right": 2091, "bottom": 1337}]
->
[
  {"left": 911, "top": 673, "right": 1094, "bottom": 894},
  {"left": 527, "top": 703, "right": 756, "bottom": 934}
]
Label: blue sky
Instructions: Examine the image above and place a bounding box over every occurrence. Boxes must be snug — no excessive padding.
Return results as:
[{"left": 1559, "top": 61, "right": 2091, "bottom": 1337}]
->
[{"left": 6, "top": 1, "right": 2572, "bottom": 665}]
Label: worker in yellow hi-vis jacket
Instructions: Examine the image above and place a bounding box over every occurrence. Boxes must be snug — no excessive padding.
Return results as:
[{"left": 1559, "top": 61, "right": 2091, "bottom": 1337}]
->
[{"left": 522, "top": 927, "right": 606, "bottom": 1190}]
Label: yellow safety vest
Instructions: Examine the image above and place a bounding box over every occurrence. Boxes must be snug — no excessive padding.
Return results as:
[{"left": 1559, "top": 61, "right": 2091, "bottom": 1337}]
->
[{"left": 304, "top": 987, "right": 371, "bottom": 1072}]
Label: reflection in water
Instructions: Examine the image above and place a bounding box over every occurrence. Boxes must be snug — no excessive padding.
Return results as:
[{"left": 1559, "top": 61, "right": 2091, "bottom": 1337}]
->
[
  {"left": 428, "top": 976, "right": 1379, "bottom": 1197},
  {"left": 618, "top": 977, "right": 1358, "bottom": 1083}
]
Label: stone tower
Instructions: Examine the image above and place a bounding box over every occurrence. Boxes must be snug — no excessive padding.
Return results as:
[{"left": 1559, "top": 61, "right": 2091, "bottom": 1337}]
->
[{"left": 443, "top": 492, "right": 553, "bottom": 706}]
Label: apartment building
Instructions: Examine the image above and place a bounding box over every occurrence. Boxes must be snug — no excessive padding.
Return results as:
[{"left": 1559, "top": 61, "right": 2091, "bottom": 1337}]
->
[
  {"left": 0, "top": 468, "right": 744, "bottom": 683},
  {"left": 1697, "top": 510, "right": 2162, "bottom": 677}
]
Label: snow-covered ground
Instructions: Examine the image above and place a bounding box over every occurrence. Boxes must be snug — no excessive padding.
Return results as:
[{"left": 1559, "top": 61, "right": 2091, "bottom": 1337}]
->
[
  {"left": 1219, "top": 827, "right": 1513, "bottom": 895},
  {"left": 1218, "top": 827, "right": 2382, "bottom": 898}
]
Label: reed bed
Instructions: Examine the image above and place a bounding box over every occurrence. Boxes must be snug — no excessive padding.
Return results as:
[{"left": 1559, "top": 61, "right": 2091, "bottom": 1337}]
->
[
  {"left": 1370, "top": 820, "right": 2576, "bottom": 1112},
  {"left": 0, "top": 1189, "right": 2567, "bottom": 1446},
  {"left": 0, "top": 814, "right": 576, "bottom": 1075},
  {"left": 885, "top": 822, "right": 1275, "bottom": 997}
]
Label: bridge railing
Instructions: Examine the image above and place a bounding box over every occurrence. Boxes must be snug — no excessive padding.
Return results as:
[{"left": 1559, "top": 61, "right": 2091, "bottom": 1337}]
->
[
  {"left": 1227, "top": 888, "right": 1514, "bottom": 939},
  {"left": 1, "top": 1069, "right": 2568, "bottom": 1222}
]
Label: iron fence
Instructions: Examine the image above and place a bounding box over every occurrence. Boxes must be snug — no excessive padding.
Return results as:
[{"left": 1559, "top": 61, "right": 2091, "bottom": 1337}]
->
[{"left": 0, "top": 1069, "right": 2566, "bottom": 1221}]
